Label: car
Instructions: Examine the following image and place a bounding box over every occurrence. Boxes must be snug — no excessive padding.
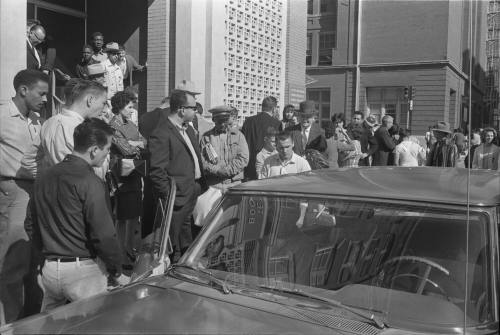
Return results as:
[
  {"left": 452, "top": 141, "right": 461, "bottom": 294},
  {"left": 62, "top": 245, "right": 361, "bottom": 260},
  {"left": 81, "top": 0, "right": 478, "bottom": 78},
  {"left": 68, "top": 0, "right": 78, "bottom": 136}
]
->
[{"left": 1, "top": 167, "right": 499, "bottom": 334}]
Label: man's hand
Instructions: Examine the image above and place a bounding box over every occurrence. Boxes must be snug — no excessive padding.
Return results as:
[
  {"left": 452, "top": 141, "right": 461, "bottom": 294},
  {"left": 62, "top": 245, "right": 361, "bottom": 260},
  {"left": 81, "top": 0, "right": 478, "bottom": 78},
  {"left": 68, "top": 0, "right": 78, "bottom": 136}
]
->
[{"left": 115, "top": 274, "right": 130, "bottom": 286}]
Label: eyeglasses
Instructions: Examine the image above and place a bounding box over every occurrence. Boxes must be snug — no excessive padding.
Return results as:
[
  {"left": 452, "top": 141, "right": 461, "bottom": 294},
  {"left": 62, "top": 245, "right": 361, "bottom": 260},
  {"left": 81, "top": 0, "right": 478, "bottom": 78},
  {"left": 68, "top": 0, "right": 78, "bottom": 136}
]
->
[{"left": 182, "top": 106, "right": 198, "bottom": 112}]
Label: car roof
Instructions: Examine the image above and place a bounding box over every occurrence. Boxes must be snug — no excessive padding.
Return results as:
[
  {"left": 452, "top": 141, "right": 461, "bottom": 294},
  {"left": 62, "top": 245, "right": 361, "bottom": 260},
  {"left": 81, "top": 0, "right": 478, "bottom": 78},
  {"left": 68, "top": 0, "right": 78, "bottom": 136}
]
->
[{"left": 229, "top": 167, "right": 500, "bottom": 207}]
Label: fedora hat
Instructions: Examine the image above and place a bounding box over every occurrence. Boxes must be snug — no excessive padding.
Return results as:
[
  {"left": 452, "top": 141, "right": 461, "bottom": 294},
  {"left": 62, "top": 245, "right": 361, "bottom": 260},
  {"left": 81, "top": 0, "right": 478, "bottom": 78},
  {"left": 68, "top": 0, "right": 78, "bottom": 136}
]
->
[
  {"left": 104, "top": 42, "right": 120, "bottom": 54},
  {"left": 432, "top": 121, "right": 452, "bottom": 134},
  {"left": 175, "top": 80, "right": 201, "bottom": 95},
  {"left": 297, "top": 100, "right": 318, "bottom": 117}
]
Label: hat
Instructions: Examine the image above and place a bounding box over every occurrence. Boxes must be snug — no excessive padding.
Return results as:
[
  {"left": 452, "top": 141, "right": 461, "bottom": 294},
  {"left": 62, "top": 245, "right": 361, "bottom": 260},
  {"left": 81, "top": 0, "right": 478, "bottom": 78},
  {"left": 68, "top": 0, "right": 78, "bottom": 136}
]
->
[
  {"left": 175, "top": 80, "right": 200, "bottom": 95},
  {"left": 365, "top": 115, "right": 378, "bottom": 127},
  {"left": 104, "top": 42, "right": 120, "bottom": 53},
  {"left": 432, "top": 121, "right": 452, "bottom": 134},
  {"left": 209, "top": 105, "right": 235, "bottom": 119},
  {"left": 87, "top": 63, "right": 105, "bottom": 76},
  {"left": 298, "top": 100, "right": 318, "bottom": 117}
]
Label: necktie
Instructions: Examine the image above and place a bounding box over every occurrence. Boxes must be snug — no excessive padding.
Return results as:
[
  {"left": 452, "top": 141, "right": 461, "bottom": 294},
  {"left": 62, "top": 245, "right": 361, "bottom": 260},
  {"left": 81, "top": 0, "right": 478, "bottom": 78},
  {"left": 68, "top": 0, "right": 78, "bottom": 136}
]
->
[{"left": 302, "top": 129, "right": 308, "bottom": 147}]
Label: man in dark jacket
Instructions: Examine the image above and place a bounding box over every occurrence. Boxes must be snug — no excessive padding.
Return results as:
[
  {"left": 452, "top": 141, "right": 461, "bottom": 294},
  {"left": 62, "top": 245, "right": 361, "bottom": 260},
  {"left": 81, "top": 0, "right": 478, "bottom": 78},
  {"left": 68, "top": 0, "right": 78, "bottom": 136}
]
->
[
  {"left": 285, "top": 100, "right": 327, "bottom": 156},
  {"left": 372, "top": 115, "right": 396, "bottom": 166},
  {"left": 241, "top": 96, "right": 281, "bottom": 180},
  {"left": 148, "top": 90, "right": 206, "bottom": 256},
  {"left": 347, "top": 112, "right": 378, "bottom": 166}
]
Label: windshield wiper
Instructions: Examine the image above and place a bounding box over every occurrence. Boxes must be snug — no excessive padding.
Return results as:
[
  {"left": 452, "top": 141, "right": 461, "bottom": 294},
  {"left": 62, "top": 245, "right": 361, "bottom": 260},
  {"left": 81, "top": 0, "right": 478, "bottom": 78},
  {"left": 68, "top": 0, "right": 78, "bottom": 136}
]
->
[
  {"left": 168, "top": 264, "right": 232, "bottom": 295},
  {"left": 258, "top": 284, "right": 386, "bottom": 329}
]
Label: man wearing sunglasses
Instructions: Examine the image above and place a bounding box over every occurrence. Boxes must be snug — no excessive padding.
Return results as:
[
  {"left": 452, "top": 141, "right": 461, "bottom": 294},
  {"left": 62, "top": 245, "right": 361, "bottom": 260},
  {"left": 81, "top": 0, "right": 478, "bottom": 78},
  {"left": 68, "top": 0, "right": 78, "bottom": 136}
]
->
[
  {"left": 26, "top": 24, "right": 46, "bottom": 70},
  {"left": 149, "top": 89, "right": 207, "bottom": 261}
]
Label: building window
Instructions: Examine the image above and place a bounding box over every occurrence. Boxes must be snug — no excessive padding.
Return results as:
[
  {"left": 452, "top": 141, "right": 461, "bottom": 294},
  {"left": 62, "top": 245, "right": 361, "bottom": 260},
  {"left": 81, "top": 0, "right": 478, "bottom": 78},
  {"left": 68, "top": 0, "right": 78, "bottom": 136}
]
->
[
  {"left": 244, "top": 58, "right": 249, "bottom": 69},
  {"left": 229, "top": 39, "right": 235, "bottom": 50},
  {"left": 307, "top": 0, "right": 313, "bottom": 14},
  {"left": 236, "top": 56, "right": 242, "bottom": 68},
  {"left": 244, "top": 73, "right": 249, "bottom": 84},
  {"left": 306, "top": 89, "right": 331, "bottom": 128},
  {"left": 237, "top": 26, "right": 243, "bottom": 38},
  {"left": 228, "top": 53, "right": 235, "bottom": 66},
  {"left": 237, "top": 10, "right": 243, "bottom": 22},
  {"left": 320, "top": 0, "right": 337, "bottom": 13},
  {"left": 366, "top": 87, "right": 406, "bottom": 125},
  {"left": 236, "top": 71, "right": 242, "bottom": 82},
  {"left": 318, "top": 32, "right": 336, "bottom": 65}
]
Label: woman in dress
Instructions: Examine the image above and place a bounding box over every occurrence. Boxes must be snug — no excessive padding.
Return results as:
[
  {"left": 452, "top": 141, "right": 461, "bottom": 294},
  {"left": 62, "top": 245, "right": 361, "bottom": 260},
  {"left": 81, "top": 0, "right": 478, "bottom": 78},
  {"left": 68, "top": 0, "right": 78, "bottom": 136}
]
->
[
  {"left": 109, "top": 90, "right": 147, "bottom": 265},
  {"left": 472, "top": 128, "right": 499, "bottom": 170}
]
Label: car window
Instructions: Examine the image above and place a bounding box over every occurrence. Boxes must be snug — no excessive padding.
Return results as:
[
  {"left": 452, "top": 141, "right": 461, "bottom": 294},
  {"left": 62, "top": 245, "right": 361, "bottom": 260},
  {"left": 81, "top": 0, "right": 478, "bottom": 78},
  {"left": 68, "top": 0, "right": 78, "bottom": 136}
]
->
[{"left": 189, "top": 194, "right": 495, "bottom": 331}]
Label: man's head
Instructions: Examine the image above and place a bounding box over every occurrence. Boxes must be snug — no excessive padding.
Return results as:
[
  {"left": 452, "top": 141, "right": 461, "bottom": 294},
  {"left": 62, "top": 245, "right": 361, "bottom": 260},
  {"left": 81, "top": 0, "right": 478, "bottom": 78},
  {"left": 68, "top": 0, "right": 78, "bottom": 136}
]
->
[
  {"left": 169, "top": 90, "right": 197, "bottom": 122},
  {"left": 431, "top": 121, "right": 452, "bottom": 141},
  {"left": 364, "top": 115, "right": 378, "bottom": 130},
  {"left": 64, "top": 79, "right": 108, "bottom": 118},
  {"left": 82, "top": 44, "right": 93, "bottom": 62},
  {"left": 104, "top": 42, "right": 120, "bottom": 64},
  {"left": 13, "top": 69, "right": 49, "bottom": 112},
  {"left": 28, "top": 25, "right": 46, "bottom": 47},
  {"left": 210, "top": 105, "right": 235, "bottom": 131},
  {"left": 381, "top": 115, "right": 394, "bottom": 129},
  {"left": 262, "top": 96, "right": 277, "bottom": 115},
  {"left": 91, "top": 32, "right": 104, "bottom": 51},
  {"left": 470, "top": 129, "right": 481, "bottom": 146},
  {"left": 298, "top": 100, "right": 317, "bottom": 129},
  {"left": 352, "top": 111, "right": 364, "bottom": 125},
  {"left": 118, "top": 45, "right": 126, "bottom": 61},
  {"left": 276, "top": 131, "right": 294, "bottom": 161},
  {"left": 73, "top": 118, "right": 114, "bottom": 167}
]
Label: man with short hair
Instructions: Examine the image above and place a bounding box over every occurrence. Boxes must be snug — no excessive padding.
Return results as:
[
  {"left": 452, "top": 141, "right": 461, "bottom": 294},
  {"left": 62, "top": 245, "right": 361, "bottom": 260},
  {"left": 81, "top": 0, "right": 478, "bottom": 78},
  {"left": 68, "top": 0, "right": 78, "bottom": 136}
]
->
[
  {"left": 372, "top": 115, "right": 396, "bottom": 166},
  {"left": 90, "top": 32, "right": 107, "bottom": 63},
  {"left": 259, "top": 131, "right": 311, "bottom": 179},
  {"left": 201, "top": 106, "right": 249, "bottom": 190},
  {"left": 40, "top": 79, "right": 108, "bottom": 168},
  {"left": 241, "top": 96, "right": 282, "bottom": 180},
  {"left": 75, "top": 44, "right": 97, "bottom": 80},
  {"left": 102, "top": 42, "right": 124, "bottom": 100},
  {"left": 117, "top": 45, "right": 146, "bottom": 87},
  {"left": 26, "top": 24, "right": 46, "bottom": 70},
  {"left": 348, "top": 111, "right": 378, "bottom": 166},
  {"left": 285, "top": 100, "right": 327, "bottom": 156},
  {"left": 0, "top": 69, "right": 49, "bottom": 323},
  {"left": 149, "top": 90, "right": 207, "bottom": 257},
  {"left": 34, "top": 118, "right": 126, "bottom": 312}
]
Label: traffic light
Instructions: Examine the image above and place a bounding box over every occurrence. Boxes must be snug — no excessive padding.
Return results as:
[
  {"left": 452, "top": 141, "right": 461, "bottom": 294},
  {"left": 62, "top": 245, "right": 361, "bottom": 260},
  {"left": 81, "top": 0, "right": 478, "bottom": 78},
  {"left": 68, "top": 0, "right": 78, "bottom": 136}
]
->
[
  {"left": 411, "top": 86, "right": 416, "bottom": 100},
  {"left": 404, "top": 87, "right": 409, "bottom": 100}
]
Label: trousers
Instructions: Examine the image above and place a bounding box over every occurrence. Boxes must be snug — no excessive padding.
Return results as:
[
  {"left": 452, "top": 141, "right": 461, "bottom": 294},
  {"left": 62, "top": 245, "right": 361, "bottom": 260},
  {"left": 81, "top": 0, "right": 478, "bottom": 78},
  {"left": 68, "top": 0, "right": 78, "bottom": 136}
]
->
[{"left": 41, "top": 258, "right": 108, "bottom": 312}]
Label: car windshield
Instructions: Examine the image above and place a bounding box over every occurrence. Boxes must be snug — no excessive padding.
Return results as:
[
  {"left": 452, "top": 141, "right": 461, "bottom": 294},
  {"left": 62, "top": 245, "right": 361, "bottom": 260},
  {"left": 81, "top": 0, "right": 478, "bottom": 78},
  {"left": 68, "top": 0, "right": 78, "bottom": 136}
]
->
[{"left": 184, "top": 194, "right": 495, "bottom": 332}]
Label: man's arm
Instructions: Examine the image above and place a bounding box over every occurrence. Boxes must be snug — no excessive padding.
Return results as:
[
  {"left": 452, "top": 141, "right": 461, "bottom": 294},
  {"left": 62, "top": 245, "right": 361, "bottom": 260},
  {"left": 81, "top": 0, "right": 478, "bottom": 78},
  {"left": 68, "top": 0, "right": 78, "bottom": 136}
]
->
[
  {"left": 365, "top": 130, "right": 379, "bottom": 156},
  {"left": 148, "top": 128, "right": 171, "bottom": 197},
  {"left": 83, "top": 178, "right": 123, "bottom": 277},
  {"left": 43, "top": 122, "right": 75, "bottom": 166},
  {"left": 225, "top": 133, "right": 249, "bottom": 176},
  {"left": 379, "top": 129, "right": 396, "bottom": 151}
]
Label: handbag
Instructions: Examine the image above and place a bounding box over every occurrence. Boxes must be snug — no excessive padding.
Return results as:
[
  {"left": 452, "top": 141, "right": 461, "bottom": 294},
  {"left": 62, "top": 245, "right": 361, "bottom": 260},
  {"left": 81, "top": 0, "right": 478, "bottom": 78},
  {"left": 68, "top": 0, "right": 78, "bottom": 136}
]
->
[{"left": 193, "top": 187, "right": 223, "bottom": 227}]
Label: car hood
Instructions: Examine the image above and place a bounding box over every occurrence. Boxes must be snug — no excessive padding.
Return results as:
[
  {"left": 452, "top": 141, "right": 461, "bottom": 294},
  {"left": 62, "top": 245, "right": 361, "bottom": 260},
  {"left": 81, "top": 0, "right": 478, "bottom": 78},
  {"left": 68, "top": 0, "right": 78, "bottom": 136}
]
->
[{"left": 1, "top": 275, "right": 342, "bottom": 334}]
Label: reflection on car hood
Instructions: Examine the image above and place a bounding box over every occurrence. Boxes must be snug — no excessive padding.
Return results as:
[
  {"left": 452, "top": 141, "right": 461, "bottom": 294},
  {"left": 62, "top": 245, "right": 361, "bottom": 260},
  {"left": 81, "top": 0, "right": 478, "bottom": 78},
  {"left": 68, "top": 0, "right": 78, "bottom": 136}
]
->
[{"left": 2, "top": 276, "right": 338, "bottom": 334}]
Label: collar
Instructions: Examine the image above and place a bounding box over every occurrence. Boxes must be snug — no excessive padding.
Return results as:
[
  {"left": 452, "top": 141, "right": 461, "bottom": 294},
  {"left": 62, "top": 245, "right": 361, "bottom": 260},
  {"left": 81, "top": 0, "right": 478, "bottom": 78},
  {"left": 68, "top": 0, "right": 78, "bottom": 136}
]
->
[
  {"left": 301, "top": 125, "right": 311, "bottom": 132},
  {"left": 61, "top": 109, "right": 85, "bottom": 122},
  {"left": 262, "top": 147, "right": 277, "bottom": 155},
  {"left": 168, "top": 114, "right": 187, "bottom": 131},
  {"left": 8, "top": 99, "right": 32, "bottom": 119},
  {"left": 279, "top": 153, "right": 297, "bottom": 166},
  {"left": 94, "top": 49, "right": 104, "bottom": 55},
  {"left": 62, "top": 154, "right": 93, "bottom": 170},
  {"left": 26, "top": 37, "right": 34, "bottom": 49}
]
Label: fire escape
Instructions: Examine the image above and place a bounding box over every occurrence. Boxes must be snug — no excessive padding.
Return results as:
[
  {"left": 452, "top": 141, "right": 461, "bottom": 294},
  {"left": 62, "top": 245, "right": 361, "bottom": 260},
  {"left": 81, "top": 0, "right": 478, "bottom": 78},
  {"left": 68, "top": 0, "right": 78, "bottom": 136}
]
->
[{"left": 486, "top": 0, "right": 500, "bottom": 128}]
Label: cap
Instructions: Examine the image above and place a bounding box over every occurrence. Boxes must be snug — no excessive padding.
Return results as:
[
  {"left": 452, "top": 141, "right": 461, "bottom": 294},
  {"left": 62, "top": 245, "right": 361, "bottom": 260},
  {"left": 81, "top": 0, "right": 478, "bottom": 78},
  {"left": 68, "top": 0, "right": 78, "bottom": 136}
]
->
[
  {"left": 209, "top": 105, "right": 236, "bottom": 119},
  {"left": 87, "top": 63, "right": 106, "bottom": 76},
  {"left": 175, "top": 80, "right": 200, "bottom": 95},
  {"left": 104, "top": 42, "right": 120, "bottom": 54},
  {"left": 432, "top": 121, "right": 452, "bottom": 134}
]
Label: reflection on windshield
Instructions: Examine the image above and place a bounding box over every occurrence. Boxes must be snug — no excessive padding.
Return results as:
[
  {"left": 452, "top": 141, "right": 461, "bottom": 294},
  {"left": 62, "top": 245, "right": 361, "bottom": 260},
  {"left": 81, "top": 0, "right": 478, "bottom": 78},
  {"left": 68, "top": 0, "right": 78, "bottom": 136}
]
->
[{"left": 190, "top": 194, "right": 494, "bottom": 331}]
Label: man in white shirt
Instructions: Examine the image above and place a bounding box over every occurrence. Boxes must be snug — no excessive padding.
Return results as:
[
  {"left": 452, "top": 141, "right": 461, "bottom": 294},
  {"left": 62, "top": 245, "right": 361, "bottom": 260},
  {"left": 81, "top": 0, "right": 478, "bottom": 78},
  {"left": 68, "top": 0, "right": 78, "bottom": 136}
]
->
[
  {"left": 259, "top": 131, "right": 311, "bottom": 179},
  {"left": 102, "top": 42, "right": 124, "bottom": 100},
  {"left": 40, "top": 79, "right": 108, "bottom": 168}
]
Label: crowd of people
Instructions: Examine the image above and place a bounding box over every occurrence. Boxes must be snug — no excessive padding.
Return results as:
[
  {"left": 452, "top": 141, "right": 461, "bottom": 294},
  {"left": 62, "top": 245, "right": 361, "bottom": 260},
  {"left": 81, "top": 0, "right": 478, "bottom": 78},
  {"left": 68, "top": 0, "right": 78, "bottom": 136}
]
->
[{"left": 1, "top": 21, "right": 499, "bottom": 326}]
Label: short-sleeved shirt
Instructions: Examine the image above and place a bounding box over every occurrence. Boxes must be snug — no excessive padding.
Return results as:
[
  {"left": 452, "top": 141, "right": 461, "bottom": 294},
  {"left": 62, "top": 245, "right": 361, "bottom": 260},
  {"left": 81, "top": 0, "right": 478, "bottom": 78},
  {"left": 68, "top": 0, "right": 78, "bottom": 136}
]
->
[
  {"left": 0, "top": 99, "right": 43, "bottom": 179},
  {"left": 103, "top": 59, "right": 124, "bottom": 99},
  {"left": 259, "top": 153, "right": 311, "bottom": 179}
]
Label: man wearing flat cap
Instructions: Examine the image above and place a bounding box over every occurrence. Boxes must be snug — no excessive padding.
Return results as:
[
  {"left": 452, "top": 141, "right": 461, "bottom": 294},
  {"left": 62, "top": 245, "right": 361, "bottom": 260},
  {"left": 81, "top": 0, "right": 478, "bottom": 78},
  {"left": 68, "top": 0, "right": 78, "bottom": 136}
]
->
[
  {"left": 426, "top": 121, "right": 458, "bottom": 167},
  {"left": 200, "top": 106, "right": 249, "bottom": 191},
  {"left": 102, "top": 42, "right": 124, "bottom": 100},
  {"left": 285, "top": 100, "right": 327, "bottom": 156}
]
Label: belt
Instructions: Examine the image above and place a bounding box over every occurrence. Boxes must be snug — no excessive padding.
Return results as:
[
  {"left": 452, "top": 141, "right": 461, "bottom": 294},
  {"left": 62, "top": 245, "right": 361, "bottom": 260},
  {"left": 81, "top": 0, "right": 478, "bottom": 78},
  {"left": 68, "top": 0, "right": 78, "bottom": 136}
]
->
[
  {"left": 0, "top": 176, "right": 32, "bottom": 182},
  {"left": 46, "top": 256, "right": 95, "bottom": 263}
]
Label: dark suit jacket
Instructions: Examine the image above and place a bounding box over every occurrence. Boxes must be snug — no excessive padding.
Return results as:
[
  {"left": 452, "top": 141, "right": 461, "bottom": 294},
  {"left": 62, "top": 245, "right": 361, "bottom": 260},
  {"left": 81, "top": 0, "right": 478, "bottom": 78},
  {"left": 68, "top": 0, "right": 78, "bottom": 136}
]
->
[
  {"left": 347, "top": 123, "right": 378, "bottom": 166},
  {"left": 27, "top": 41, "right": 40, "bottom": 70},
  {"left": 372, "top": 126, "right": 396, "bottom": 166},
  {"left": 148, "top": 114, "right": 205, "bottom": 206},
  {"left": 139, "top": 107, "right": 169, "bottom": 139},
  {"left": 241, "top": 112, "right": 281, "bottom": 180},
  {"left": 123, "top": 54, "right": 144, "bottom": 86},
  {"left": 286, "top": 123, "right": 327, "bottom": 156}
]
